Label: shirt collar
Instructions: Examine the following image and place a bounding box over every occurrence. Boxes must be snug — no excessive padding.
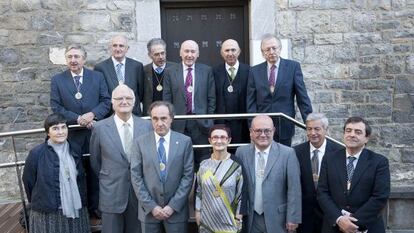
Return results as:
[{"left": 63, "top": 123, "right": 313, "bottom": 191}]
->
[
  {"left": 71, "top": 68, "right": 84, "bottom": 78},
  {"left": 346, "top": 146, "right": 365, "bottom": 160},
  {"left": 182, "top": 62, "right": 195, "bottom": 71},
  {"left": 152, "top": 63, "right": 166, "bottom": 71},
  {"left": 310, "top": 138, "right": 327, "bottom": 154},
  {"left": 255, "top": 144, "right": 271, "bottom": 155},
  {"left": 113, "top": 114, "right": 133, "bottom": 128},
  {"left": 112, "top": 56, "right": 126, "bottom": 66},
  {"left": 267, "top": 58, "right": 281, "bottom": 70},
  {"left": 154, "top": 130, "right": 171, "bottom": 145},
  {"left": 225, "top": 60, "right": 239, "bottom": 71}
]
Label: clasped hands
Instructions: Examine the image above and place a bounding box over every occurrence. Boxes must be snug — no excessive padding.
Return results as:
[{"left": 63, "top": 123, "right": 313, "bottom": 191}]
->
[
  {"left": 151, "top": 205, "right": 175, "bottom": 220},
  {"left": 77, "top": 112, "right": 95, "bottom": 129},
  {"left": 338, "top": 211, "right": 362, "bottom": 233}
]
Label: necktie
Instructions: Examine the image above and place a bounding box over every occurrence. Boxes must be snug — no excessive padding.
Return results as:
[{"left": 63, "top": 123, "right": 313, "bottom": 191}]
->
[
  {"left": 155, "top": 67, "right": 163, "bottom": 74},
  {"left": 269, "top": 65, "right": 276, "bottom": 88},
  {"left": 74, "top": 76, "right": 81, "bottom": 89},
  {"left": 116, "top": 63, "right": 124, "bottom": 83},
  {"left": 347, "top": 156, "right": 356, "bottom": 182},
  {"left": 254, "top": 152, "right": 265, "bottom": 214},
  {"left": 158, "top": 137, "right": 167, "bottom": 183},
  {"left": 311, "top": 150, "right": 319, "bottom": 188},
  {"left": 229, "top": 66, "right": 236, "bottom": 80},
  {"left": 123, "top": 123, "right": 132, "bottom": 161},
  {"left": 184, "top": 67, "right": 193, "bottom": 114}
]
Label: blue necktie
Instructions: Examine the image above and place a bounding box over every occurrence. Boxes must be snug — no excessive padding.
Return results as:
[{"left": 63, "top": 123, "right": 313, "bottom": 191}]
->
[
  {"left": 158, "top": 137, "right": 167, "bottom": 183},
  {"left": 74, "top": 76, "right": 81, "bottom": 89},
  {"left": 347, "top": 156, "right": 356, "bottom": 182},
  {"left": 155, "top": 67, "right": 163, "bottom": 74},
  {"left": 116, "top": 63, "right": 124, "bottom": 83}
]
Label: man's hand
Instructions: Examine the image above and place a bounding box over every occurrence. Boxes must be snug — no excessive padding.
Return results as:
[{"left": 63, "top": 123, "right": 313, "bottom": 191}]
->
[
  {"left": 151, "top": 206, "right": 168, "bottom": 220},
  {"left": 79, "top": 112, "right": 95, "bottom": 126},
  {"left": 337, "top": 215, "right": 359, "bottom": 233},
  {"left": 286, "top": 222, "right": 298, "bottom": 232},
  {"left": 162, "top": 205, "right": 175, "bottom": 218}
]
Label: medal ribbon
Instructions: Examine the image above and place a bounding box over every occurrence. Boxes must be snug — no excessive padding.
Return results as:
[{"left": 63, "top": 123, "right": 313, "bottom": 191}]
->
[{"left": 157, "top": 137, "right": 167, "bottom": 183}]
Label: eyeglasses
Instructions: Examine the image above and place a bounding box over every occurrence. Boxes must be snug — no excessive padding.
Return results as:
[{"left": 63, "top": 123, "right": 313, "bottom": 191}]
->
[
  {"left": 251, "top": 128, "right": 273, "bottom": 136},
  {"left": 112, "top": 96, "right": 134, "bottom": 101},
  {"left": 262, "top": 46, "right": 280, "bottom": 54},
  {"left": 210, "top": 135, "right": 229, "bottom": 141}
]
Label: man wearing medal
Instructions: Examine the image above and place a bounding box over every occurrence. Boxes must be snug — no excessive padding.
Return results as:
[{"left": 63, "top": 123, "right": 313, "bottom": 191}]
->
[
  {"left": 50, "top": 44, "right": 111, "bottom": 224},
  {"left": 142, "top": 38, "right": 176, "bottom": 116},
  {"left": 213, "top": 39, "right": 250, "bottom": 150},
  {"left": 90, "top": 84, "right": 152, "bottom": 233},
  {"left": 163, "top": 40, "right": 216, "bottom": 171},
  {"left": 131, "top": 101, "right": 194, "bottom": 233},
  {"left": 317, "top": 117, "right": 390, "bottom": 233},
  {"left": 235, "top": 115, "right": 301, "bottom": 233},
  {"left": 95, "top": 35, "right": 145, "bottom": 116},
  {"left": 293, "top": 113, "right": 343, "bottom": 233},
  {"left": 246, "top": 33, "right": 312, "bottom": 146}
]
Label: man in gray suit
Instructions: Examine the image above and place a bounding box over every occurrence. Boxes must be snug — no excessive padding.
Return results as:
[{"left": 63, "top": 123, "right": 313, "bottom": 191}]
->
[
  {"left": 90, "top": 84, "right": 152, "bottom": 233},
  {"left": 131, "top": 101, "right": 194, "bottom": 233},
  {"left": 163, "top": 40, "right": 215, "bottom": 170},
  {"left": 94, "top": 35, "right": 145, "bottom": 116},
  {"left": 142, "top": 38, "right": 175, "bottom": 115},
  {"left": 236, "top": 115, "right": 301, "bottom": 233}
]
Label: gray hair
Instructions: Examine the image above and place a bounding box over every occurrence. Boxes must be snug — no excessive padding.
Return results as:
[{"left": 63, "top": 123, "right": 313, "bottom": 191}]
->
[
  {"left": 306, "top": 113, "right": 329, "bottom": 129},
  {"left": 148, "top": 101, "right": 175, "bottom": 119},
  {"left": 260, "top": 33, "right": 282, "bottom": 50},
  {"left": 147, "top": 38, "right": 166, "bottom": 53},
  {"left": 65, "top": 44, "right": 87, "bottom": 58}
]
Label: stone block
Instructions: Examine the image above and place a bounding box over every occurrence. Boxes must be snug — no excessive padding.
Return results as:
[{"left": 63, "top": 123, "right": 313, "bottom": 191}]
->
[
  {"left": 320, "top": 104, "right": 351, "bottom": 118},
  {"left": 277, "top": 11, "right": 296, "bottom": 37},
  {"left": 359, "top": 43, "right": 392, "bottom": 56},
  {"left": 108, "top": 1, "right": 135, "bottom": 11},
  {"left": 392, "top": 0, "right": 407, "bottom": 8},
  {"left": 407, "top": 55, "right": 414, "bottom": 74},
  {"left": 312, "top": 91, "right": 335, "bottom": 103},
  {"left": 14, "top": 67, "right": 37, "bottom": 82},
  {"left": 314, "top": 33, "right": 343, "bottom": 45},
  {"left": 340, "top": 90, "right": 364, "bottom": 103},
  {"left": 325, "top": 80, "right": 355, "bottom": 90},
  {"left": 40, "top": 0, "right": 87, "bottom": 10},
  {"left": 395, "top": 76, "right": 414, "bottom": 94},
  {"left": 289, "top": 0, "right": 312, "bottom": 9},
  {"left": 0, "top": 14, "right": 29, "bottom": 30},
  {"left": 86, "top": 1, "right": 107, "bottom": 10},
  {"left": 65, "top": 34, "right": 94, "bottom": 44},
  {"left": 79, "top": 13, "right": 112, "bottom": 31},
  {"left": 387, "top": 199, "right": 414, "bottom": 229},
  {"left": 302, "top": 64, "right": 344, "bottom": 80},
  {"left": 343, "top": 33, "right": 382, "bottom": 44},
  {"left": 357, "top": 64, "right": 382, "bottom": 78},
  {"left": 380, "top": 124, "right": 414, "bottom": 145},
  {"left": 11, "top": 0, "right": 41, "bottom": 12},
  {"left": 351, "top": 104, "right": 392, "bottom": 118},
  {"left": 314, "top": 0, "right": 348, "bottom": 9},
  {"left": 37, "top": 32, "right": 64, "bottom": 45},
  {"left": 276, "top": 0, "right": 288, "bottom": 9},
  {"left": 10, "top": 31, "right": 38, "bottom": 45},
  {"left": 359, "top": 56, "right": 381, "bottom": 64},
  {"left": 331, "top": 10, "right": 352, "bottom": 32},
  {"left": 402, "top": 149, "right": 414, "bottom": 163},
  {"left": 0, "top": 48, "right": 20, "bottom": 65},
  {"left": 112, "top": 13, "right": 134, "bottom": 31},
  {"left": 385, "top": 55, "right": 404, "bottom": 74},
  {"left": 303, "top": 45, "right": 332, "bottom": 64},
  {"left": 376, "top": 20, "right": 401, "bottom": 30},
  {"left": 358, "top": 79, "right": 394, "bottom": 90},
  {"left": 393, "top": 44, "right": 412, "bottom": 53},
  {"left": 369, "top": 0, "right": 392, "bottom": 10},
  {"left": 353, "top": 11, "right": 377, "bottom": 32},
  {"left": 31, "top": 14, "right": 55, "bottom": 30},
  {"left": 334, "top": 44, "right": 358, "bottom": 63},
  {"left": 49, "top": 47, "right": 66, "bottom": 65},
  {"left": 367, "top": 90, "right": 393, "bottom": 103},
  {"left": 136, "top": 0, "right": 162, "bottom": 42},
  {"left": 297, "top": 11, "right": 330, "bottom": 34},
  {"left": 395, "top": 9, "right": 414, "bottom": 17}
]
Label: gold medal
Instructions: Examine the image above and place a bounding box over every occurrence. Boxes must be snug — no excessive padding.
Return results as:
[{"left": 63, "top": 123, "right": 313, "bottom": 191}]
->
[
  {"left": 187, "top": 86, "right": 193, "bottom": 93},
  {"left": 347, "top": 181, "right": 351, "bottom": 191},
  {"left": 75, "top": 92, "right": 82, "bottom": 99},
  {"left": 156, "top": 84, "right": 163, "bottom": 91},
  {"left": 313, "top": 173, "right": 319, "bottom": 182},
  {"left": 159, "top": 162, "right": 166, "bottom": 171},
  {"left": 270, "top": 85, "right": 275, "bottom": 93},
  {"left": 213, "top": 190, "right": 220, "bottom": 197},
  {"left": 227, "top": 85, "right": 234, "bottom": 93}
]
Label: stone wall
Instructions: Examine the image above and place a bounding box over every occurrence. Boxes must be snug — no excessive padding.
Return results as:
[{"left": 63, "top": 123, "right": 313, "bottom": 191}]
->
[{"left": 0, "top": 0, "right": 413, "bottom": 200}]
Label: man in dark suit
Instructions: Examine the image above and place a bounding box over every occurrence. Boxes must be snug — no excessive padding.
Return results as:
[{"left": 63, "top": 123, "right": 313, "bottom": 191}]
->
[
  {"left": 213, "top": 39, "right": 250, "bottom": 148},
  {"left": 163, "top": 40, "right": 215, "bottom": 170},
  {"left": 294, "top": 113, "right": 343, "bottom": 233},
  {"left": 94, "top": 35, "right": 145, "bottom": 116},
  {"left": 318, "top": 117, "right": 390, "bottom": 233},
  {"left": 50, "top": 44, "right": 111, "bottom": 223},
  {"left": 236, "top": 115, "right": 301, "bottom": 233},
  {"left": 131, "top": 101, "right": 194, "bottom": 233},
  {"left": 90, "top": 84, "right": 152, "bottom": 233},
  {"left": 142, "top": 38, "right": 175, "bottom": 115},
  {"left": 247, "top": 33, "right": 313, "bottom": 146}
]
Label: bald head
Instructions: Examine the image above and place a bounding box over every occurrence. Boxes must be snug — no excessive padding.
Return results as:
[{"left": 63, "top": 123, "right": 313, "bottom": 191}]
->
[
  {"left": 221, "top": 39, "right": 241, "bottom": 66},
  {"left": 250, "top": 115, "right": 275, "bottom": 151},
  {"left": 111, "top": 84, "right": 135, "bottom": 119},
  {"left": 180, "top": 40, "right": 199, "bottom": 67},
  {"left": 110, "top": 35, "right": 129, "bottom": 62},
  {"left": 251, "top": 115, "right": 274, "bottom": 129}
]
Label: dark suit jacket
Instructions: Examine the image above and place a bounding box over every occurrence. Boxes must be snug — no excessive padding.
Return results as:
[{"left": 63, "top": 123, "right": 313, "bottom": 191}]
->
[
  {"left": 213, "top": 62, "right": 250, "bottom": 143},
  {"left": 246, "top": 59, "right": 312, "bottom": 140},
  {"left": 142, "top": 61, "right": 176, "bottom": 115},
  {"left": 94, "top": 57, "right": 145, "bottom": 116},
  {"left": 317, "top": 148, "right": 390, "bottom": 233},
  {"left": 50, "top": 68, "right": 111, "bottom": 153},
  {"left": 90, "top": 115, "right": 152, "bottom": 213},
  {"left": 163, "top": 63, "right": 216, "bottom": 134},
  {"left": 294, "top": 140, "right": 344, "bottom": 233}
]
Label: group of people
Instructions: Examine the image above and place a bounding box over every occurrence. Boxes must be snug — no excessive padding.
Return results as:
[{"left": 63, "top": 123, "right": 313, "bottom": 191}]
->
[{"left": 21, "top": 32, "right": 390, "bottom": 233}]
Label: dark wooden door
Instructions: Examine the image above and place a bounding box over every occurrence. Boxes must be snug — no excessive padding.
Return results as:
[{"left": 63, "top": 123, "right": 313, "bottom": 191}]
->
[{"left": 161, "top": 0, "right": 249, "bottom": 67}]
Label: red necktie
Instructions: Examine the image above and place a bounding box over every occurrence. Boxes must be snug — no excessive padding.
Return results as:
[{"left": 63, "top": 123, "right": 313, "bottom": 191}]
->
[
  {"left": 269, "top": 65, "right": 276, "bottom": 87},
  {"left": 185, "top": 67, "right": 193, "bottom": 114}
]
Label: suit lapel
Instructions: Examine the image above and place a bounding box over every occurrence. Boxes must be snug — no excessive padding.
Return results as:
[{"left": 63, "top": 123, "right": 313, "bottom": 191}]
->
[
  {"left": 166, "top": 132, "right": 179, "bottom": 180},
  {"left": 246, "top": 144, "right": 256, "bottom": 187},
  {"left": 263, "top": 142, "right": 281, "bottom": 180},
  {"left": 274, "top": 58, "right": 285, "bottom": 94},
  {"left": 106, "top": 59, "right": 119, "bottom": 88},
  {"left": 124, "top": 58, "right": 133, "bottom": 86},
  {"left": 350, "top": 149, "right": 370, "bottom": 193},
  {"left": 81, "top": 68, "right": 93, "bottom": 94},
  {"left": 334, "top": 150, "right": 348, "bottom": 192},
  {"left": 144, "top": 65, "right": 154, "bottom": 93},
  {"left": 302, "top": 142, "right": 314, "bottom": 186},
  {"left": 63, "top": 70, "right": 78, "bottom": 95},
  {"left": 175, "top": 65, "right": 186, "bottom": 100},
  {"left": 148, "top": 134, "right": 161, "bottom": 178},
  {"left": 105, "top": 117, "right": 128, "bottom": 161}
]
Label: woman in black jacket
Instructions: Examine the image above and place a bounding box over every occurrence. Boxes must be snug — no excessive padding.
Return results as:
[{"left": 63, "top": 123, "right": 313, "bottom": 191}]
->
[{"left": 23, "top": 113, "right": 90, "bottom": 233}]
